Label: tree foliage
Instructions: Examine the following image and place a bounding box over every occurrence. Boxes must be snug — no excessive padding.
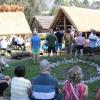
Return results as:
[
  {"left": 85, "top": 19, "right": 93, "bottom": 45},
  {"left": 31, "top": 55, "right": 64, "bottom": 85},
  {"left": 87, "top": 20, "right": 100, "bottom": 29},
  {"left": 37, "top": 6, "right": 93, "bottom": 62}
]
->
[
  {"left": 82, "top": 0, "right": 89, "bottom": 8},
  {"left": 0, "top": 0, "right": 100, "bottom": 24},
  {"left": 90, "top": 1, "right": 100, "bottom": 9},
  {"left": 0, "top": 0, "right": 49, "bottom": 23}
]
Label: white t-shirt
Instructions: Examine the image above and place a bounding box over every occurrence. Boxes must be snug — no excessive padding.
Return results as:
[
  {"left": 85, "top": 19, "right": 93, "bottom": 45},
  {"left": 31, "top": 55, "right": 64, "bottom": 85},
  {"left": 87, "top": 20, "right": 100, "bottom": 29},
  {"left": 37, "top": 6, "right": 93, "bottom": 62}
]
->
[
  {"left": 0, "top": 40, "right": 8, "bottom": 49},
  {"left": 11, "top": 77, "right": 31, "bottom": 100}
]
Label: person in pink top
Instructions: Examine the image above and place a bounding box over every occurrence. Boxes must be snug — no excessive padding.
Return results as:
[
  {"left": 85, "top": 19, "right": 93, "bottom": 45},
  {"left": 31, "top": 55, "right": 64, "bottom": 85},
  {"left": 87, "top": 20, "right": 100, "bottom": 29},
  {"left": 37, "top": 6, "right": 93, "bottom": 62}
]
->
[
  {"left": 63, "top": 66, "right": 88, "bottom": 100},
  {"left": 75, "top": 32, "right": 85, "bottom": 59}
]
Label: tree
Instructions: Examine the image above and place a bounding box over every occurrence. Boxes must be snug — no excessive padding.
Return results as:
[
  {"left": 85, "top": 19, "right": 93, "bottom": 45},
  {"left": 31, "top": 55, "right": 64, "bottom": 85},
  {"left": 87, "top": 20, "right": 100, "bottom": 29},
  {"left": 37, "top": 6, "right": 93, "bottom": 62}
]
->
[
  {"left": 69, "top": 0, "right": 82, "bottom": 7},
  {"left": 90, "top": 1, "right": 100, "bottom": 9},
  {"left": 0, "top": 0, "right": 49, "bottom": 23},
  {"left": 82, "top": 0, "right": 89, "bottom": 8}
]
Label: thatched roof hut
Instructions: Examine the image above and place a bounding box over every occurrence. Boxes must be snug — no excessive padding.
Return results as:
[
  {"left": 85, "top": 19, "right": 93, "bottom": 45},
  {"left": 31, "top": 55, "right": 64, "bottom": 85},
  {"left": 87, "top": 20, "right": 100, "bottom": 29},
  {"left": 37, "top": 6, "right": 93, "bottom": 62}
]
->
[
  {"left": 50, "top": 6, "right": 100, "bottom": 36},
  {"left": 0, "top": 4, "right": 32, "bottom": 38},
  {"left": 30, "top": 16, "right": 54, "bottom": 33},
  {"left": 0, "top": 12, "right": 32, "bottom": 36}
]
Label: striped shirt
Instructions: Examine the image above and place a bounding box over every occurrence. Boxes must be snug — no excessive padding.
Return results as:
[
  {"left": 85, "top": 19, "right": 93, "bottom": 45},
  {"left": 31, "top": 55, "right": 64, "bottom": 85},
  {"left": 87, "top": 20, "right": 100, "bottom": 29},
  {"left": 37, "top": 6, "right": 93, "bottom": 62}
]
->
[
  {"left": 11, "top": 77, "right": 31, "bottom": 100},
  {"left": 32, "top": 74, "right": 58, "bottom": 100}
]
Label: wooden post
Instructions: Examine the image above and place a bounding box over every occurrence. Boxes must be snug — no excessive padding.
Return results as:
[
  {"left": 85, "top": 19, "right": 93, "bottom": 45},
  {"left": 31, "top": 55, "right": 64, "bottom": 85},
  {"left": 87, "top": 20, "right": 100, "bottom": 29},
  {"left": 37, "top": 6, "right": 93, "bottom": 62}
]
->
[
  {"left": 64, "top": 16, "right": 66, "bottom": 31},
  {"left": 85, "top": 32, "right": 88, "bottom": 38}
]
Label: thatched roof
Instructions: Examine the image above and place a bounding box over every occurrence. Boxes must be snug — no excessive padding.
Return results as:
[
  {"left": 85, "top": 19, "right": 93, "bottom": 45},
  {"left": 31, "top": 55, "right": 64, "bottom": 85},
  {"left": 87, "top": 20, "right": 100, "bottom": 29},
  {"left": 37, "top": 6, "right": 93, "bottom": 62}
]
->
[
  {"left": 0, "top": 11, "right": 32, "bottom": 36},
  {"left": 31, "top": 16, "right": 54, "bottom": 29},
  {"left": 50, "top": 6, "right": 100, "bottom": 32},
  {"left": 0, "top": 4, "right": 24, "bottom": 12}
]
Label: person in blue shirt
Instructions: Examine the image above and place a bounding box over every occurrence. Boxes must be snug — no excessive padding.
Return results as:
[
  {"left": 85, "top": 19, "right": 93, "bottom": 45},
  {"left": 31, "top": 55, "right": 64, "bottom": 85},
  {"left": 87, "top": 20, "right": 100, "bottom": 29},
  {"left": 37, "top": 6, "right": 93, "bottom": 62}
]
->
[
  {"left": 31, "top": 31, "right": 41, "bottom": 64},
  {"left": 88, "top": 29, "right": 97, "bottom": 59}
]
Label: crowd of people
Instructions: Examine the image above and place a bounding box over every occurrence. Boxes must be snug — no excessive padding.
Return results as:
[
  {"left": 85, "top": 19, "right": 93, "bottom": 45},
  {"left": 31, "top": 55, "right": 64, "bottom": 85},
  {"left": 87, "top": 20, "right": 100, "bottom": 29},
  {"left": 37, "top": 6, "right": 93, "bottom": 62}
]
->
[
  {"left": 0, "top": 28, "right": 100, "bottom": 100},
  {"left": 0, "top": 59, "right": 100, "bottom": 100},
  {"left": 0, "top": 35, "right": 31, "bottom": 56},
  {"left": 30, "top": 28, "right": 100, "bottom": 64}
]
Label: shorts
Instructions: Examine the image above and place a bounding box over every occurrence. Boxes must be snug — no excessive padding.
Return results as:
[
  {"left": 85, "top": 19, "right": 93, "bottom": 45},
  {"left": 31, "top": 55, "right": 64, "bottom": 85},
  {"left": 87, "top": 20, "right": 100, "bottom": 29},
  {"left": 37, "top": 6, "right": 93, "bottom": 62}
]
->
[
  {"left": 48, "top": 47, "right": 56, "bottom": 53},
  {"left": 65, "top": 45, "right": 73, "bottom": 52},
  {"left": 56, "top": 43, "right": 62, "bottom": 51},
  {"left": 32, "top": 49, "right": 40, "bottom": 55},
  {"left": 76, "top": 45, "right": 83, "bottom": 50},
  {"left": 89, "top": 47, "right": 96, "bottom": 54}
]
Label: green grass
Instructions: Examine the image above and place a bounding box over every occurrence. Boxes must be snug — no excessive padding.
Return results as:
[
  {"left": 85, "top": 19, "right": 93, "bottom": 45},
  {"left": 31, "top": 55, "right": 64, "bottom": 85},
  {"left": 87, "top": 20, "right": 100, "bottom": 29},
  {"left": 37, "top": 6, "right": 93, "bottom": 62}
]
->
[{"left": 3, "top": 56, "right": 100, "bottom": 100}]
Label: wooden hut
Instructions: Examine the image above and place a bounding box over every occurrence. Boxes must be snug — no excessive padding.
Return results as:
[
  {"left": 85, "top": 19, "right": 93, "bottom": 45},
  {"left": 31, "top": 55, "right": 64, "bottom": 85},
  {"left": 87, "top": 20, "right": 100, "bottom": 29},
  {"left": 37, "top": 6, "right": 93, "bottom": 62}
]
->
[
  {"left": 0, "top": 4, "right": 32, "bottom": 39},
  {"left": 50, "top": 6, "right": 100, "bottom": 37},
  {"left": 30, "top": 16, "right": 54, "bottom": 33}
]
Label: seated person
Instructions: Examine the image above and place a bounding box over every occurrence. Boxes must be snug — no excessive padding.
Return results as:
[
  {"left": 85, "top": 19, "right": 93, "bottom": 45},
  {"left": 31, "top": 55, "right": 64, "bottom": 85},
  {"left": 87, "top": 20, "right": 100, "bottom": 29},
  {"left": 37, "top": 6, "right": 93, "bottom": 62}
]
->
[
  {"left": 11, "top": 66, "right": 32, "bottom": 100},
  {"left": 63, "top": 66, "right": 88, "bottom": 100},
  {"left": 42, "top": 41, "right": 48, "bottom": 53},
  {"left": 96, "top": 86, "right": 100, "bottom": 100},
  {"left": 0, "top": 66, "right": 11, "bottom": 96},
  {"left": 31, "top": 59, "right": 60, "bottom": 100}
]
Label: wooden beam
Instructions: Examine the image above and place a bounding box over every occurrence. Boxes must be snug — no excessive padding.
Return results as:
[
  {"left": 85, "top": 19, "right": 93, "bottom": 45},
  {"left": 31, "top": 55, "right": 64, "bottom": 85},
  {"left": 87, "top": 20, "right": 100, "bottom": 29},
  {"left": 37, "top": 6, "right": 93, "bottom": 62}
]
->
[{"left": 64, "top": 16, "right": 66, "bottom": 30}]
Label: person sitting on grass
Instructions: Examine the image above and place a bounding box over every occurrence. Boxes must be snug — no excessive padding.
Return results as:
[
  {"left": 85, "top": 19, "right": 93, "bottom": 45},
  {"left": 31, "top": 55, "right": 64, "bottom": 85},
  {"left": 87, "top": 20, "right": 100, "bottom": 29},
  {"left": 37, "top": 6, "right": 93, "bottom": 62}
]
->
[
  {"left": 11, "top": 66, "right": 32, "bottom": 100},
  {"left": 63, "top": 66, "right": 88, "bottom": 100},
  {"left": 31, "top": 59, "right": 60, "bottom": 100},
  {"left": 42, "top": 41, "right": 48, "bottom": 53},
  {"left": 0, "top": 65, "right": 11, "bottom": 97}
]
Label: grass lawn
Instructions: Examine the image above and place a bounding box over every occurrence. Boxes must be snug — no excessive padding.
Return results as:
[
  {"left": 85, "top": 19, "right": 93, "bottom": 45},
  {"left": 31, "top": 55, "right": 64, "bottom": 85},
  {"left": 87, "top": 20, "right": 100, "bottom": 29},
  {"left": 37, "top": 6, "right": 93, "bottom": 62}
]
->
[{"left": 3, "top": 52, "right": 100, "bottom": 100}]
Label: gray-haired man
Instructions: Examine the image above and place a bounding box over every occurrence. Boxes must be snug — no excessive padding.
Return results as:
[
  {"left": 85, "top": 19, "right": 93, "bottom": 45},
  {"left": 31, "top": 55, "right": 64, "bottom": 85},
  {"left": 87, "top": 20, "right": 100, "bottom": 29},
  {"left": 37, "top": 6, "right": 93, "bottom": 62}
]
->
[{"left": 31, "top": 59, "right": 60, "bottom": 100}]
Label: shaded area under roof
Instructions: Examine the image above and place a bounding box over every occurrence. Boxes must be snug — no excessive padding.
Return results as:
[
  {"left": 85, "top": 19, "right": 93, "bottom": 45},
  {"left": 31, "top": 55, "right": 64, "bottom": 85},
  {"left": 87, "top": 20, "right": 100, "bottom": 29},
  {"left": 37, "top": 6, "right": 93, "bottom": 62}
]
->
[
  {"left": 33, "top": 16, "right": 54, "bottom": 29},
  {"left": 50, "top": 6, "right": 100, "bottom": 32}
]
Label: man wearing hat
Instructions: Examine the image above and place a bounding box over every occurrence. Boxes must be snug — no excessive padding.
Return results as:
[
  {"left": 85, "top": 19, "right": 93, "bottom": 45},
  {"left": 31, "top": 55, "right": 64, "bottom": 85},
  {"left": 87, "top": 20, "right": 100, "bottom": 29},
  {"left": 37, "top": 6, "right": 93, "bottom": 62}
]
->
[{"left": 31, "top": 59, "right": 59, "bottom": 100}]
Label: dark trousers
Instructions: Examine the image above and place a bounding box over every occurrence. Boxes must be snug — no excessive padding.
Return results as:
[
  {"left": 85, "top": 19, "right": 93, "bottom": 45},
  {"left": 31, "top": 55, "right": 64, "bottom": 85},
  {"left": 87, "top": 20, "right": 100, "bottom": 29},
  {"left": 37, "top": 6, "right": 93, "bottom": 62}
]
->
[{"left": 0, "top": 82, "right": 8, "bottom": 96}]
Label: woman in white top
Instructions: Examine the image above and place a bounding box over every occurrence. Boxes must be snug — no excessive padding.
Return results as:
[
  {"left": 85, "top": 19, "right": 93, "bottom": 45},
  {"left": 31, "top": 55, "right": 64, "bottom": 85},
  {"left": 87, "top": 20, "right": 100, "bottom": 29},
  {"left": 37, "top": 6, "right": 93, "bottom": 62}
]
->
[{"left": 11, "top": 66, "right": 32, "bottom": 100}]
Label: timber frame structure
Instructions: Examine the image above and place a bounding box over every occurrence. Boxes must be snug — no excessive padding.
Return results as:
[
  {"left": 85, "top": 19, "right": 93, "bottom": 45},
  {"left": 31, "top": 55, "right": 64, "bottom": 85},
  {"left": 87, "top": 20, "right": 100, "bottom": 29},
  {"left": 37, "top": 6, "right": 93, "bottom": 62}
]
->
[
  {"left": 50, "top": 6, "right": 100, "bottom": 37},
  {"left": 30, "top": 16, "right": 54, "bottom": 33}
]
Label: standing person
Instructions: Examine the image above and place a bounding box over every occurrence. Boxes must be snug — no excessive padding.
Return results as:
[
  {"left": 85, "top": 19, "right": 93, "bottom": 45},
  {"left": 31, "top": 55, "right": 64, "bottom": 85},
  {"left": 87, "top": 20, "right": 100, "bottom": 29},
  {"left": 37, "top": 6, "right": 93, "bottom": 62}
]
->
[
  {"left": 75, "top": 32, "right": 85, "bottom": 59},
  {"left": 55, "top": 28, "right": 64, "bottom": 55},
  {"left": 11, "top": 66, "right": 32, "bottom": 100},
  {"left": 0, "top": 66, "right": 11, "bottom": 98},
  {"left": 64, "top": 29, "right": 74, "bottom": 58},
  {"left": 88, "top": 29, "right": 97, "bottom": 60},
  {"left": 31, "top": 59, "right": 60, "bottom": 100},
  {"left": 31, "top": 31, "right": 41, "bottom": 64},
  {"left": 97, "top": 35, "right": 100, "bottom": 48},
  {"left": 0, "top": 37, "right": 8, "bottom": 55},
  {"left": 63, "top": 66, "right": 88, "bottom": 100},
  {"left": 46, "top": 30, "right": 57, "bottom": 60}
]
